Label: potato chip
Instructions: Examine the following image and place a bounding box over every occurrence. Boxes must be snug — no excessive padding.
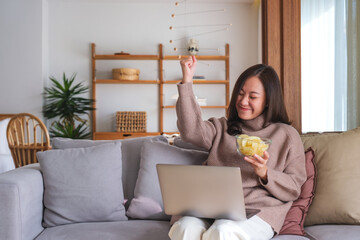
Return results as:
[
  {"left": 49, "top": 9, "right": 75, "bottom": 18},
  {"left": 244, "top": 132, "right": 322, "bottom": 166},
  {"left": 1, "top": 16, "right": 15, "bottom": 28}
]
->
[{"left": 235, "top": 135, "right": 271, "bottom": 157}]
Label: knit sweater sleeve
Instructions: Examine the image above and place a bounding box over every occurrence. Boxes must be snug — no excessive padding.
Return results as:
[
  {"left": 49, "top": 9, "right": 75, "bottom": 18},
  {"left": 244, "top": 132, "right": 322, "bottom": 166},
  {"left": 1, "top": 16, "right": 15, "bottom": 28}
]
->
[
  {"left": 176, "top": 82, "right": 216, "bottom": 150},
  {"left": 260, "top": 128, "right": 307, "bottom": 202}
]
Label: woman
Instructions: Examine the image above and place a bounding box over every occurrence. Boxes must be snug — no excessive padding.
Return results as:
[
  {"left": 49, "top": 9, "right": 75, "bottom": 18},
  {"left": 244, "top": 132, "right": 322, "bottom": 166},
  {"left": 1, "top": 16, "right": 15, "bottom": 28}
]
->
[{"left": 169, "top": 56, "right": 306, "bottom": 240}]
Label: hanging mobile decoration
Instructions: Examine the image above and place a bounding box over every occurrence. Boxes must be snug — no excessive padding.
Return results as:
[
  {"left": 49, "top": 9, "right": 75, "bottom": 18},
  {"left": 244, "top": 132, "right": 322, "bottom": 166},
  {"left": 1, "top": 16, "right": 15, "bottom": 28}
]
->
[
  {"left": 169, "top": 0, "right": 231, "bottom": 56},
  {"left": 175, "top": 1, "right": 185, "bottom": 6},
  {"left": 171, "top": 9, "right": 225, "bottom": 18},
  {"left": 169, "top": 27, "right": 230, "bottom": 44},
  {"left": 188, "top": 39, "right": 199, "bottom": 55}
]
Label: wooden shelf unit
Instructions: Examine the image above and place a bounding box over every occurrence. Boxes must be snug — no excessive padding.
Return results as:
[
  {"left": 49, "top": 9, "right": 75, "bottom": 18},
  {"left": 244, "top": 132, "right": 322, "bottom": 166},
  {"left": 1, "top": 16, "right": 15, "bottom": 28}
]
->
[
  {"left": 96, "top": 79, "right": 160, "bottom": 84},
  {"left": 94, "top": 55, "right": 159, "bottom": 60},
  {"left": 93, "top": 132, "right": 161, "bottom": 140},
  {"left": 163, "top": 80, "right": 229, "bottom": 84},
  {"left": 162, "top": 105, "right": 228, "bottom": 109},
  {"left": 91, "top": 43, "right": 230, "bottom": 140}
]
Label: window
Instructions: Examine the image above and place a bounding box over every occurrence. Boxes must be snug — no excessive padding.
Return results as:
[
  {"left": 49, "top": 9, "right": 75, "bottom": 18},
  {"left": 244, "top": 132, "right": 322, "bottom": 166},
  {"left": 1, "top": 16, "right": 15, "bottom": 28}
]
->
[{"left": 301, "top": 0, "right": 359, "bottom": 132}]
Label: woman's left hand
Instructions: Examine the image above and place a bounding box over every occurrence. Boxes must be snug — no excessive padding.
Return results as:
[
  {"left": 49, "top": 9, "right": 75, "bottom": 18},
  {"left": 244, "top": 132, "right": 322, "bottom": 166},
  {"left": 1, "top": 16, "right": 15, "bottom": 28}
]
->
[{"left": 244, "top": 151, "right": 269, "bottom": 183}]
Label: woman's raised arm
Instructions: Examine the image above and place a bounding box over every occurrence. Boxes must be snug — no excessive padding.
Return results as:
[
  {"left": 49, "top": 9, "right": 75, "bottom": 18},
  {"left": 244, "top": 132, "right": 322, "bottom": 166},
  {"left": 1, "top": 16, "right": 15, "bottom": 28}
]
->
[{"left": 176, "top": 56, "right": 216, "bottom": 150}]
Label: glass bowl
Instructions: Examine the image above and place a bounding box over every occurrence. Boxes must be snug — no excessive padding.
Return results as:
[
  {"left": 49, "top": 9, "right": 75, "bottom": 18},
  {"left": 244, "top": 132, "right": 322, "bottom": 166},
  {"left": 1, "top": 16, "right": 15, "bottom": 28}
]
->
[{"left": 235, "top": 134, "right": 271, "bottom": 158}]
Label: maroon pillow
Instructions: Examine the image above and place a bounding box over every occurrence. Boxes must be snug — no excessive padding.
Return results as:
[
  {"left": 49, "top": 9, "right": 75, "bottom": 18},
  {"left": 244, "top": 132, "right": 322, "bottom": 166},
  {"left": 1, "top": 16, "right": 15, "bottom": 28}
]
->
[{"left": 279, "top": 148, "right": 317, "bottom": 235}]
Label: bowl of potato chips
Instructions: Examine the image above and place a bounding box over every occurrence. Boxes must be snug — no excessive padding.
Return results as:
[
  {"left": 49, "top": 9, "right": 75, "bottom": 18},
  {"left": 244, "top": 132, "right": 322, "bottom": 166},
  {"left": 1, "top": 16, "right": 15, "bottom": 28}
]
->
[{"left": 235, "top": 134, "right": 271, "bottom": 158}]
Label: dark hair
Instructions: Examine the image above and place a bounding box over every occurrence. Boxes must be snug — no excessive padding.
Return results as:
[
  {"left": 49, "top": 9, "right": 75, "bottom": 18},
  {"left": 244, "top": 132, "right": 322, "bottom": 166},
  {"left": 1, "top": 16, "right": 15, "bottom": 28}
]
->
[{"left": 227, "top": 64, "right": 290, "bottom": 135}]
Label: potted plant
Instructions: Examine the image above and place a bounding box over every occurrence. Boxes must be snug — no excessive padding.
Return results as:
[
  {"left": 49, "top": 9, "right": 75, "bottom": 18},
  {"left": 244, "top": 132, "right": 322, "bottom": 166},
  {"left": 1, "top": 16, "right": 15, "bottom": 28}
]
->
[{"left": 43, "top": 73, "right": 95, "bottom": 139}]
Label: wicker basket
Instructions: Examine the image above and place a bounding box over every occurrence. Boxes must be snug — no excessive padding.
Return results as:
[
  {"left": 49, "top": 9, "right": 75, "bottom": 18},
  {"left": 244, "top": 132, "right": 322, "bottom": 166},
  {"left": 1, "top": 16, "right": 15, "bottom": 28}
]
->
[
  {"left": 116, "top": 111, "right": 146, "bottom": 133},
  {"left": 112, "top": 68, "right": 140, "bottom": 81}
]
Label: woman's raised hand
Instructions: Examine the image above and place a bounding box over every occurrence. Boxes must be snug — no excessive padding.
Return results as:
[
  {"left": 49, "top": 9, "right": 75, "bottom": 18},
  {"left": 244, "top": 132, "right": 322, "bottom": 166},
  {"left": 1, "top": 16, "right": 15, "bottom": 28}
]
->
[{"left": 180, "top": 56, "right": 197, "bottom": 83}]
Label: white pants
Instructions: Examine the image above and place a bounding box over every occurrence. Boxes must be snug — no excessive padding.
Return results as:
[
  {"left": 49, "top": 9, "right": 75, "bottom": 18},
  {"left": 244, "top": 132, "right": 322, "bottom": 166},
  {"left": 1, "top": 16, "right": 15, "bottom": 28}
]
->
[{"left": 169, "top": 216, "right": 274, "bottom": 240}]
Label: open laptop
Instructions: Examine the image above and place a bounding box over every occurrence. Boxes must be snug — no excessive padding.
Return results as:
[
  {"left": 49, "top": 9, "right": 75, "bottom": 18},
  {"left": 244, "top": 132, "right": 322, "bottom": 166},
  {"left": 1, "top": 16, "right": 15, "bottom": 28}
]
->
[{"left": 156, "top": 164, "right": 260, "bottom": 221}]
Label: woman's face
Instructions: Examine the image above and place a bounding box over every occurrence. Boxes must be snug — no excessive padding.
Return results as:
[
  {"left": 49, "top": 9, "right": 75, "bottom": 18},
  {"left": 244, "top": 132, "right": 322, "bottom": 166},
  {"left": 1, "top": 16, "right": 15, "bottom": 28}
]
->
[{"left": 236, "top": 76, "right": 267, "bottom": 120}]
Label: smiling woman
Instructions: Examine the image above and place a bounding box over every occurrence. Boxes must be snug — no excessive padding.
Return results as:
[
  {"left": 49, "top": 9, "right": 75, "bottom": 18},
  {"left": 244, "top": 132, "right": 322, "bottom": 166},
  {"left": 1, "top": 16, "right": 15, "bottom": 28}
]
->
[
  {"left": 227, "top": 64, "right": 290, "bottom": 136},
  {"left": 236, "top": 76, "right": 266, "bottom": 121},
  {"left": 172, "top": 58, "right": 306, "bottom": 239}
]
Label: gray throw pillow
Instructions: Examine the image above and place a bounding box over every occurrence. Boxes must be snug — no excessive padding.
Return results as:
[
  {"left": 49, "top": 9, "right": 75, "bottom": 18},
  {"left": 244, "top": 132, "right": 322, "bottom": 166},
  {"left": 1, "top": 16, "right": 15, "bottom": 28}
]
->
[
  {"left": 37, "top": 142, "right": 127, "bottom": 227},
  {"left": 173, "top": 136, "right": 209, "bottom": 152},
  {"left": 126, "top": 140, "right": 209, "bottom": 220},
  {"left": 51, "top": 136, "right": 167, "bottom": 208}
]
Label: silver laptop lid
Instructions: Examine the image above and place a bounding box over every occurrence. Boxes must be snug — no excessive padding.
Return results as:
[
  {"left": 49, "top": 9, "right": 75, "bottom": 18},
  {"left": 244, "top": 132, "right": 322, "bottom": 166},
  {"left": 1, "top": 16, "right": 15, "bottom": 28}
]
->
[{"left": 156, "top": 164, "right": 247, "bottom": 221}]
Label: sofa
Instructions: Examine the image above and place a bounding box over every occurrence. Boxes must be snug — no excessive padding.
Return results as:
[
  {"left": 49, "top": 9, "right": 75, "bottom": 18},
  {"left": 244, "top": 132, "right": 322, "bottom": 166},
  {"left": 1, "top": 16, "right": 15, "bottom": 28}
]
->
[{"left": 1, "top": 128, "right": 360, "bottom": 240}]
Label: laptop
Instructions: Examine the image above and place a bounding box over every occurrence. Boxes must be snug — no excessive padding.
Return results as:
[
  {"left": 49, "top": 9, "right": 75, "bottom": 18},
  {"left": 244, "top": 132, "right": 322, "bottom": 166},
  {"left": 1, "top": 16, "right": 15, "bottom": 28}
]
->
[{"left": 156, "top": 164, "right": 260, "bottom": 221}]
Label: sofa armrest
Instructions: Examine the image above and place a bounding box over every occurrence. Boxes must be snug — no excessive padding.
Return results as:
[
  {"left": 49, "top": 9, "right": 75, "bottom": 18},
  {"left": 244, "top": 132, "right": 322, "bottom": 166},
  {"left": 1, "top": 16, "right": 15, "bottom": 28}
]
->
[{"left": 0, "top": 164, "right": 44, "bottom": 240}]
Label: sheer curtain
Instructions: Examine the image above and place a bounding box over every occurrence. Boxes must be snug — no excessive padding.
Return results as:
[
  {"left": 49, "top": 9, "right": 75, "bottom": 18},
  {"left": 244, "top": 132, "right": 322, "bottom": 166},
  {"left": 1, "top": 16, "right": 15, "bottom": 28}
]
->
[
  {"left": 302, "top": 0, "right": 360, "bottom": 132},
  {"left": 347, "top": 0, "right": 360, "bottom": 129},
  {"left": 301, "top": 0, "right": 347, "bottom": 132}
]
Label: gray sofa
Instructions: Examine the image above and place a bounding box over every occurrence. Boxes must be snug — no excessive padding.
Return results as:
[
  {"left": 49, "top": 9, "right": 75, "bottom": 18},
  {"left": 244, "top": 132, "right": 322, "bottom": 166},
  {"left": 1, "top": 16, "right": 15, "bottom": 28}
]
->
[{"left": 0, "top": 133, "right": 360, "bottom": 240}]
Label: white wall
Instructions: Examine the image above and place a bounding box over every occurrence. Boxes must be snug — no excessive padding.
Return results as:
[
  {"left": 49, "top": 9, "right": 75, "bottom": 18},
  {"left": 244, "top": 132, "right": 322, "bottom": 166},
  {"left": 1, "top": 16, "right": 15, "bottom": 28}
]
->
[
  {"left": 0, "top": 0, "right": 259, "bottom": 133},
  {"left": 0, "top": 0, "right": 44, "bottom": 116}
]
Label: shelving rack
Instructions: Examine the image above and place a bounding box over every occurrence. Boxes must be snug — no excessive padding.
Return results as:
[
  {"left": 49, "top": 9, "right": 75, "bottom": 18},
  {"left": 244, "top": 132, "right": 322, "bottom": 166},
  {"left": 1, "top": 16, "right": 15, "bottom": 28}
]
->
[{"left": 91, "top": 43, "right": 229, "bottom": 140}]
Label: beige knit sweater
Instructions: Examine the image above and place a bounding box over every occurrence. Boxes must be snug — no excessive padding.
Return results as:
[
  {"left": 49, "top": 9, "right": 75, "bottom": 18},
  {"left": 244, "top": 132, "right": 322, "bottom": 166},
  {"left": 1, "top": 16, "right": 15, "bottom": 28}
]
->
[{"left": 175, "top": 83, "right": 306, "bottom": 234}]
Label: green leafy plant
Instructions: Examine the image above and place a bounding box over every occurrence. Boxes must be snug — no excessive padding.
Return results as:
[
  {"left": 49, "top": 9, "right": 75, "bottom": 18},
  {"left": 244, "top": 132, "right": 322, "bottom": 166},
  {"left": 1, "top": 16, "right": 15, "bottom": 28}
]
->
[{"left": 43, "top": 73, "right": 95, "bottom": 139}]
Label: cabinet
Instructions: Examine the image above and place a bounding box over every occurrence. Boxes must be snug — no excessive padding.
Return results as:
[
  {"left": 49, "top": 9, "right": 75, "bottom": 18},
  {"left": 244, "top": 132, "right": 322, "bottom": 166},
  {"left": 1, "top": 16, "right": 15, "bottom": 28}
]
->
[{"left": 91, "top": 43, "right": 229, "bottom": 140}]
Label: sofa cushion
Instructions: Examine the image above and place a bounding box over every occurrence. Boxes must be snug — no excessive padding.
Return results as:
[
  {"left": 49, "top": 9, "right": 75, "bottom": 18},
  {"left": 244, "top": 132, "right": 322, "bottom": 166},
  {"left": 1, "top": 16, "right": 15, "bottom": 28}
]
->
[
  {"left": 304, "top": 225, "right": 360, "bottom": 240},
  {"left": 35, "top": 220, "right": 171, "bottom": 240},
  {"left": 126, "top": 140, "right": 208, "bottom": 220},
  {"left": 301, "top": 127, "right": 360, "bottom": 225},
  {"left": 279, "top": 148, "right": 317, "bottom": 235},
  {"left": 272, "top": 235, "right": 310, "bottom": 240},
  {"left": 37, "top": 142, "right": 127, "bottom": 227},
  {"left": 52, "top": 136, "right": 167, "bottom": 207},
  {"left": 33, "top": 220, "right": 316, "bottom": 240},
  {"left": 173, "top": 136, "right": 208, "bottom": 152}
]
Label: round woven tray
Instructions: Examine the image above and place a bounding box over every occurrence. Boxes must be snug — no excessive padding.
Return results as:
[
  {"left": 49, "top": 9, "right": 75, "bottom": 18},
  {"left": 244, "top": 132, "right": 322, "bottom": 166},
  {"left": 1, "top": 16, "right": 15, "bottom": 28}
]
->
[
  {"left": 113, "top": 68, "right": 140, "bottom": 75},
  {"left": 112, "top": 68, "right": 140, "bottom": 80}
]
